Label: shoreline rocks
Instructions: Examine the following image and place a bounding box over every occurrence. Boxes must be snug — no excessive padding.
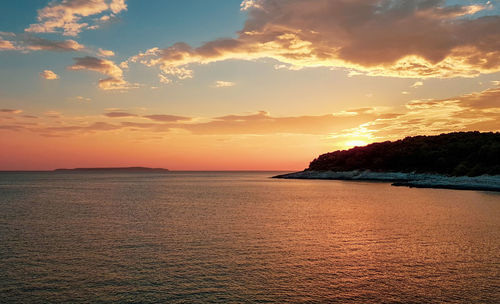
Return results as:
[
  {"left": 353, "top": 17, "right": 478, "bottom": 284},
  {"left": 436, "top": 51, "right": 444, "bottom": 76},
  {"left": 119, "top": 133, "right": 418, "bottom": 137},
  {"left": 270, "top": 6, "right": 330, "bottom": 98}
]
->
[{"left": 273, "top": 170, "right": 500, "bottom": 192}]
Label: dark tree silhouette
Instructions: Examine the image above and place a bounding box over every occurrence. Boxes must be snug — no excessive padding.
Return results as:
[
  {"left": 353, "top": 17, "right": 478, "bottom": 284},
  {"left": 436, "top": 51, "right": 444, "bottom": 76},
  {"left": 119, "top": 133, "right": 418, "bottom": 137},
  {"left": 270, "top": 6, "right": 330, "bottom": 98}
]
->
[{"left": 308, "top": 132, "right": 500, "bottom": 176}]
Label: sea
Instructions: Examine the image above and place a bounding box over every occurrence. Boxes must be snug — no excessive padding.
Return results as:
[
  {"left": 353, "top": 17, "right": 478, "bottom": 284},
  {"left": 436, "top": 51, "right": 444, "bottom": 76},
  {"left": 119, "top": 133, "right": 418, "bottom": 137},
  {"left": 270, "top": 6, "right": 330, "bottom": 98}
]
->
[{"left": 0, "top": 171, "right": 499, "bottom": 303}]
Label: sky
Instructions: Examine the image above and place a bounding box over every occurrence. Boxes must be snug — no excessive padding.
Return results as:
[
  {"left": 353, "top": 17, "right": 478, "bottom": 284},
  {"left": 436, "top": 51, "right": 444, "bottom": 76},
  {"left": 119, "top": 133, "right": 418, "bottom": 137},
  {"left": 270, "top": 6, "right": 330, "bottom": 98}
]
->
[{"left": 0, "top": 0, "right": 499, "bottom": 170}]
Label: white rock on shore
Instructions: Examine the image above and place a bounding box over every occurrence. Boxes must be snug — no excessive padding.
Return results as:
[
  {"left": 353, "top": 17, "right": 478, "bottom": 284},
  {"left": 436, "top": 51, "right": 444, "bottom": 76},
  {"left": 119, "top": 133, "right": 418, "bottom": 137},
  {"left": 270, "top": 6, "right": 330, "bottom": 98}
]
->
[{"left": 273, "top": 170, "right": 500, "bottom": 192}]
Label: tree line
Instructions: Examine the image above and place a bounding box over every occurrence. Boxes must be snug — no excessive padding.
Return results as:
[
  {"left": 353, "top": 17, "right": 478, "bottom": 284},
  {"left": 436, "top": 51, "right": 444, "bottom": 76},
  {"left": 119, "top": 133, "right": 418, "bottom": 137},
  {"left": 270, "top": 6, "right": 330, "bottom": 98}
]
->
[{"left": 308, "top": 132, "right": 500, "bottom": 176}]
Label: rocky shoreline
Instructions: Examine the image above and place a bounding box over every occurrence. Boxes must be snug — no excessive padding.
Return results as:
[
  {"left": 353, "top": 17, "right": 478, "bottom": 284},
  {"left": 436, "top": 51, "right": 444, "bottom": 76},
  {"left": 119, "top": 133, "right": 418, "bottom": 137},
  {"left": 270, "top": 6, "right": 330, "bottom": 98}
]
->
[{"left": 273, "top": 170, "right": 500, "bottom": 192}]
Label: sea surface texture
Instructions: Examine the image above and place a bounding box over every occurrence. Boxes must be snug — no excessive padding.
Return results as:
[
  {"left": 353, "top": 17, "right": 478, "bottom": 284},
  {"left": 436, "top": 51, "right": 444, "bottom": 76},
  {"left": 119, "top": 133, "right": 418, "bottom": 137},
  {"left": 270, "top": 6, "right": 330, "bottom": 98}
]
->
[{"left": 0, "top": 171, "right": 499, "bottom": 303}]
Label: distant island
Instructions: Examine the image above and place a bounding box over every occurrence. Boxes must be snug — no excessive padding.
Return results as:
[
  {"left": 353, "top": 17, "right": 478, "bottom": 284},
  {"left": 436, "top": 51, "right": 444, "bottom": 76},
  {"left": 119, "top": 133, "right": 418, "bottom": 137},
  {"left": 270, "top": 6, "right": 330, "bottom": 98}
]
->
[
  {"left": 274, "top": 132, "right": 500, "bottom": 192},
  {"left": 54, "top": 167, "right": 169, "bottom": 172}
]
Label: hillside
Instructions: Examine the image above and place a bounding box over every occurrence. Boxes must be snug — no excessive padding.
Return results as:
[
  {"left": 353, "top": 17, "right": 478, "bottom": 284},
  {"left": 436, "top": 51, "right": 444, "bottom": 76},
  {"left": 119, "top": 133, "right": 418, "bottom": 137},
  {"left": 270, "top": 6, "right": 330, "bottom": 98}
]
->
[{"left": 308, "top": 132, "right": 500, "bottom": 176}]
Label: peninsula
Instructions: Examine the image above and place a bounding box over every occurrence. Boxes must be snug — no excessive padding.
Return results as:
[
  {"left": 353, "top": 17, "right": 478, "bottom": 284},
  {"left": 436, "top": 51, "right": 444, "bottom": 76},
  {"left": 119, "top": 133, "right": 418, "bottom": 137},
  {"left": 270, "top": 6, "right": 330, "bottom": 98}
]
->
[
  {"left": 274, "top": 132, "right": 500, "bottom": 192},
  {"left": 54, "top": 167, "right": 169, "bottom": 172}
]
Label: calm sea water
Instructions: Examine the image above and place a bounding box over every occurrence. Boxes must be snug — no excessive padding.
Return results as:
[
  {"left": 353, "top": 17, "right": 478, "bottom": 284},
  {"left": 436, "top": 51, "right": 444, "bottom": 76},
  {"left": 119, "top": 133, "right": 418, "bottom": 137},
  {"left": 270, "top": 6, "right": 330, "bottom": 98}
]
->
[{"left": 0, "top": 171, "right": 499, "bottom": 303}]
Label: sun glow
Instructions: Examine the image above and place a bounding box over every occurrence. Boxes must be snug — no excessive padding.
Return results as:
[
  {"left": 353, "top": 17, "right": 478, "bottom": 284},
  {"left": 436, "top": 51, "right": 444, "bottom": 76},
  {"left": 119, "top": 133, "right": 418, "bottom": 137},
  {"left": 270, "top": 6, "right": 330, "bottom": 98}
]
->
[{"left": 344, "top": 140, "right": 369, "bottom": 148}]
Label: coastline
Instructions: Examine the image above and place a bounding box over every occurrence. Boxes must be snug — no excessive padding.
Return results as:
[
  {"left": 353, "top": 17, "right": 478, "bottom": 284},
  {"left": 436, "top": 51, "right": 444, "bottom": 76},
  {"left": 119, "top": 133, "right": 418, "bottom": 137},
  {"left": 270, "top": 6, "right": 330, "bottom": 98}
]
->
[
  {"left": 273, "top": 170, "right": 500, "bottom": 192},
  {"left": 53, "top": 167, "right": 169, "bottom": 173}
]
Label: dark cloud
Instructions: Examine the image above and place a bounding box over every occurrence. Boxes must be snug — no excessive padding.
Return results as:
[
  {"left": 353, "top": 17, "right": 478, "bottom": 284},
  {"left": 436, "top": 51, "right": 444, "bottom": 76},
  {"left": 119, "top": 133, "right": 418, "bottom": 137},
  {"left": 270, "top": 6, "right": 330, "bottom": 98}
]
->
[
  {"left": 143, "top": 114, "right": 191, "bottom": 122},
  {"left": 0, "top": 109, "right": 21, "bottom": 113},
  {"left": 45, "top": 122, "right": 121, "bottom": 133},
  {"left": 105, "top": 112, "right": 137, "bottom": 118},
  {"left": 131, "top": 0, "right": 500, "bottom": 80},
  {"left": 68, "top": 56, "right": 133, "bottom": 90},
  {"left": 26, "top": 36, "right": 84, "bottom": 51}
]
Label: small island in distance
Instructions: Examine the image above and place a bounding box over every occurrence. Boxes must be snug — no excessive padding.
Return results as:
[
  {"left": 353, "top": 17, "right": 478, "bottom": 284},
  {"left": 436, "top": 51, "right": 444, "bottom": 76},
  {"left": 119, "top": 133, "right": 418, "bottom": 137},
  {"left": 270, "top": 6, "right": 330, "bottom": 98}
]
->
[
  {"left": 54, "top": 167, "right": 169, "bottom": 173},
  {"left": 274, "top": 131, "right": 500, "bottom": 192}
]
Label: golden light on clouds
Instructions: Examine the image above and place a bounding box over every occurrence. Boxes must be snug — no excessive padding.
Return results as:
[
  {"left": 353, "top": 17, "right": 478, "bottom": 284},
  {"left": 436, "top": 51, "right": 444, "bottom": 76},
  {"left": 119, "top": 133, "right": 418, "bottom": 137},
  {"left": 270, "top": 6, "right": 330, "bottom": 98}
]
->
[
  {"left": 26, "top": 0, "right": 127, "bottom": 36},
  {"left": 125, "top": 0, "right": 500, "bottom": 83},
  {"left": 97, "top": 48, "right": 115, "bottom": 57},
  {"left": 40, "top": 70, "right": 59, "bottom": 80},
  {"left": 0, "top": 37, "right": 16, "bottom": 50},
  {"left": 1, "top": 0, "right": 500, "bottom": 170},
  {"left": 214, "top": 81, "right": 236, "bottom": 88},
  {"left": 67, "top": 56, "right": 136, "bottom": 90}
]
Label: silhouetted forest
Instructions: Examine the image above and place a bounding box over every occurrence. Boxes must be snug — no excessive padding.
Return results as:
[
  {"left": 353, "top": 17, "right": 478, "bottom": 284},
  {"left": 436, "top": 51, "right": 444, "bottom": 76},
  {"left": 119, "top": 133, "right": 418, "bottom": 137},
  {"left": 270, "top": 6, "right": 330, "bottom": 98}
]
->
[{"left": 308, "top": 132, "right": 500, "bottom": 176}]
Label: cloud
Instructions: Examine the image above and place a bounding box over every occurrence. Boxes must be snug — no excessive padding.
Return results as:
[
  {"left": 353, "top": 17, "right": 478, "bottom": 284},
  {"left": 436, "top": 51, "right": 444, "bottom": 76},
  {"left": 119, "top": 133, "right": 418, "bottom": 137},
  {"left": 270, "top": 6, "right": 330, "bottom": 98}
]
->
[
  {"left": 179, "top": 110, "right": 382, "bottom": 135},
  {"left": 411, "top": 81, "right": 423, "bottom": 88},
  {"left": 158, "top": 73, "right": 171, "bottom": 84},
  {"left": 339, "top": 87, "right": 500, "bottom": 140},
  {"left": 0, "top": 37, "right": 17, "bottom": 50},
  {"left": 97, "top": 48, "right": 115, "bottom": 57},
  {"left": 44, "top": 110, "right": 62, "bottom": 118},
  {"left": 75, "top": 96, "right": 91, "bottom": 102},
  {"left": 0, "top": 125, "right": 25, "bottom": 131},
  {"left": 45, "top": 122, "right": 121, "bottom": 133},
  {"left": 5, "top": 87, "right": 498, "bottom": 139},
  {"left": 214, "top": 81, "right": 236, "bottom": 88},
  {"left": 67, "top": 56, "right": 134, "bottom": 90},
  {"left": 104, "top": 111, "right": 137, "bottom": 118},
  {"left": 40, "top": 70, "right": 59, "bottom": 80},
  {"left": 143, "top": 115, "right": 191, "bottom": 122},
  {"left": 241, "top": 0, "right": 262, "bottom": 11},
  {"left": 109, "top": 0, "right": 126, "bottom": 13},
  {"left": 4, "top": 108, "right": 384, "bottom": 137},
  {"left": 98, "top": 77, "right": 134, "bottom": 90},
  {"left": 26, "top": 0, "right": 128, "bottom": 36},
  {"left": 0, "top": 35, "right": 85, "bottom": 52},
  {"left": 0, "top": 109, "right": 23, "bottom": 114},
  {"left": 130, "top": 0, "right": 500, "bottom": 80},
  {"left": 68, "top": 56, "right": 122, "bottom": 77},
  {"left": 25, "top": 36, "right": 84, "bottom": 51}
]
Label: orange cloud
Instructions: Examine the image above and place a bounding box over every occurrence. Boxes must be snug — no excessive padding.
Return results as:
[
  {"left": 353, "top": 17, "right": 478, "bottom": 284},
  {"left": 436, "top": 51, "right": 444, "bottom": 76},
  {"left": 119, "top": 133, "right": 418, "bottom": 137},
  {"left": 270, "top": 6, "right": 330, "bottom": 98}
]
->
[
  {"left": 105, "top": 112, "right": 137, "bottom": 118},
  {"left": 143, "top": 115, "right": 191, "bottom": 122},
  {"left": 26, "top": 36, "right": 84, "bottom": 51},
  {"left": 214, "top": 81, "right": 236, "bottom": 88},
  {"left": 68, "top": 56, "right": 122, "bottom": 77},
  {"left": 97, "top": 48, "right": 115, "bottom": 57},
  {"left": 67, "top": 56, "right": 134, "bottom": 90},
  {"left": 180, "top": 111, "right": 384, "bottom": 135},
  {"left": 6, "top": 109, "right": 381, "bottom": 138},
  {"left": 339, "top": 87, "right": 500, "bottom": 141},
  {"left": 2, "top": 87, "right": 498, "bottom": 144},
  {"left": 0, "top": 37, "right": 16, "bottom": 50},
  {"left": 411, "top": 81, "right": 423, "bottom": 88},
  {"left": 75, "top": 96, "right": 91, "bottom": 102},
  {"left": 98, "top": 77, "right": 134, "bottom": 90},
  {"left": 131, "top": 0, "right": 500, "bottom": 81},
  {"left": 45, "top": 122, "right": 121, "bottom": 133},
  {"left": 0, "top": 34, "right": 86, "bottom": 52},
  {"left": 40, "top": 70, "right": 59, "bottom": 80},
  {"left": 26, "top": 0, "right": 127, "bottom": 36},
  {"left": 0, "top": 109, "right": 23, "bottom": 114},
  {"left": 2, "top": 84, "right": 499, "bottom": 170}
]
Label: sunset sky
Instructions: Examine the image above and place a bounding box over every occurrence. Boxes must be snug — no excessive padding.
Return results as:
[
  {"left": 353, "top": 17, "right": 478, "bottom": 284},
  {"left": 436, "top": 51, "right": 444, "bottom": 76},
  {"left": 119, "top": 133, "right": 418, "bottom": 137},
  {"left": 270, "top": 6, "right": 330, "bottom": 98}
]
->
[{"left": 1, "top": 0, "right": 499, "bottom": 170}]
